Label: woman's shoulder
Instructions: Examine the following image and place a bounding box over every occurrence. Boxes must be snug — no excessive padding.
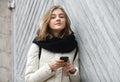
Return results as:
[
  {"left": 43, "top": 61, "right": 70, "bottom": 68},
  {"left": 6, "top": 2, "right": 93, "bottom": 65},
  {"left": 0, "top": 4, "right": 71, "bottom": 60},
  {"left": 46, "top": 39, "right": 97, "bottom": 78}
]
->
[{"left": 29, "top": 43, "right": 39, "bottom": 50}]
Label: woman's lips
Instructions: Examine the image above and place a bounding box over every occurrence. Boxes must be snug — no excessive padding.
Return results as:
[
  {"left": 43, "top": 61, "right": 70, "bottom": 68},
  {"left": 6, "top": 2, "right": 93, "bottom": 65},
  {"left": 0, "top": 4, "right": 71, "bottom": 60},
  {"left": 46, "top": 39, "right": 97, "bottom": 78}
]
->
[{"left": 55, "top": 23, "right": 61, "bottom": 25}]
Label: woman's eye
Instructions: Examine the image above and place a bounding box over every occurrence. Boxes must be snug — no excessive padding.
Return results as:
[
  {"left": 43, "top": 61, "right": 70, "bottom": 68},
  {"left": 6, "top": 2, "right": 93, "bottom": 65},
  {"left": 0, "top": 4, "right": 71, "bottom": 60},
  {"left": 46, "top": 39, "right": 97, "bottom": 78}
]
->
[
  {"left": 51, "top": 16, "right": 55, "bottom": 19},
  {"left": 60, "top": 16, "right": 64, "bottom": 18},
  {"left": 60, "top": 15, "right": 65, "bottom": 18}
]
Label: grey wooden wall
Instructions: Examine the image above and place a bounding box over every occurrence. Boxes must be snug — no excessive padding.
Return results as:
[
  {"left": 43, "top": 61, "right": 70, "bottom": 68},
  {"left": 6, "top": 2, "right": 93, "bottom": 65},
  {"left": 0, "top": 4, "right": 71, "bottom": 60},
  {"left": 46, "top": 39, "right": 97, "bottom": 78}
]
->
[{"left": 13, "top": 0, "right": 120, "bottom": 82}]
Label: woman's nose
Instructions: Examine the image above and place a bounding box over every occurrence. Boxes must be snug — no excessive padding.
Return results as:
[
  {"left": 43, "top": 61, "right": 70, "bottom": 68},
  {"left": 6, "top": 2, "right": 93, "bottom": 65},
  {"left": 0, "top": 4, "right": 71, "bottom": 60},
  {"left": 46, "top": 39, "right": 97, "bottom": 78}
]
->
[{"left": 56, "top": 16, "right": 60, "bottom": 21}]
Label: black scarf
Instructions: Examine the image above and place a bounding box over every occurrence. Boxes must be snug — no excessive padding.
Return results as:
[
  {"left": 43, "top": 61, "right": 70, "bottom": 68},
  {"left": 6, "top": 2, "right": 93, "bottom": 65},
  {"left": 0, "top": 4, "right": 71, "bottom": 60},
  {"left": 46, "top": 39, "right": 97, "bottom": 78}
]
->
[{"left": 33, "top": 34, "right": 77, "bottom": 53}]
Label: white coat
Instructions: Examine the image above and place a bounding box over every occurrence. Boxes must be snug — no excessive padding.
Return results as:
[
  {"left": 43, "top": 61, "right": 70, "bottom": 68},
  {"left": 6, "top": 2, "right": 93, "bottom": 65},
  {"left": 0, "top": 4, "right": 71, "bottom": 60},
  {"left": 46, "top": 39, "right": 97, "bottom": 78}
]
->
[{"left": 25, "top": 43, "right": 80, "bottom": 82}]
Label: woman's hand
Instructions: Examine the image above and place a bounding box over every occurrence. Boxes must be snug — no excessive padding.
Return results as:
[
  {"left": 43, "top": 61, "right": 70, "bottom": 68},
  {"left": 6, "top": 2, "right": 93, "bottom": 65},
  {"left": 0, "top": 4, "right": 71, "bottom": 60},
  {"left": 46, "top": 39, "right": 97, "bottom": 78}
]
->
[
  {"left": 62, "top": 60, "right": 76, "bottom": 74},
  {"left": 48, "top": 59, "right": 66, "bottom": 72},
  {"left": 48, "top": 59, "right": 76, "bottom": 74}
]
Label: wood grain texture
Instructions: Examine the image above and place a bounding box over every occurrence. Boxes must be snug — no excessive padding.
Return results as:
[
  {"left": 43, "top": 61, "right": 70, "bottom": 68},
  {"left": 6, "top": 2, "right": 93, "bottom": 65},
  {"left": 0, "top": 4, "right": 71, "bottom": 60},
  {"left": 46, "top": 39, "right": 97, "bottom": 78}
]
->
[{"left": 13, "top": 0, "right": 120, "bottom": 82}]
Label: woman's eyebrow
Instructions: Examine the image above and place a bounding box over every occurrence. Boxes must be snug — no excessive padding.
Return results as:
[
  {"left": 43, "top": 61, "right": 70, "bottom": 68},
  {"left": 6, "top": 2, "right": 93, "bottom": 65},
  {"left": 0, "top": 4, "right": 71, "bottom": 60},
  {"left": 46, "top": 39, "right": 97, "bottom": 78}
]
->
[
  {"left": 51, "top": 13, "right": 64, "bottom": 15},
  {"left": 51, "top": 14, "right": 55, "bottom": 16},
  {"left": 59, "top": 13, "right": 65, "bottom": 15}
]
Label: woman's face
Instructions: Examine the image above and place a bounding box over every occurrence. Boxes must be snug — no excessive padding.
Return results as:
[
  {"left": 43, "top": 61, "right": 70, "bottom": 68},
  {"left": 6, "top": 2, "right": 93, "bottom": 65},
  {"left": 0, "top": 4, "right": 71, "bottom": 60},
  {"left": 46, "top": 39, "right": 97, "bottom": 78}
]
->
[{"left": 49, "top": 8, "right": 66, "bottom": 34}]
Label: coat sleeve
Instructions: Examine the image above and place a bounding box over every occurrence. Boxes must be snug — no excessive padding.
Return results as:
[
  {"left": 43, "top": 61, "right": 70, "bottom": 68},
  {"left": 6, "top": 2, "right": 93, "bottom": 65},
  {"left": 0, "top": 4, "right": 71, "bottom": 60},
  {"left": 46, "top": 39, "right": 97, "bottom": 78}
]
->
[
  {"left": 25, "top": 43, "right": 55, "bottom": 82},
  {"left": 69, "top": 51, "right": 80, "bottom": 82}
]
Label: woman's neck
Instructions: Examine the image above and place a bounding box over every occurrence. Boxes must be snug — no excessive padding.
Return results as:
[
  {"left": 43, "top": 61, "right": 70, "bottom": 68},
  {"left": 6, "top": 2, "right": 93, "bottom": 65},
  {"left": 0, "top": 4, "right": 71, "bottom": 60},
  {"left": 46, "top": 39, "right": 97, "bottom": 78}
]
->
[
  {"left": 52, "top": 32, "right": 60, "bottom": 37},
  {"left": 50, "top": 30, "right": 61, "bottom": 37}
]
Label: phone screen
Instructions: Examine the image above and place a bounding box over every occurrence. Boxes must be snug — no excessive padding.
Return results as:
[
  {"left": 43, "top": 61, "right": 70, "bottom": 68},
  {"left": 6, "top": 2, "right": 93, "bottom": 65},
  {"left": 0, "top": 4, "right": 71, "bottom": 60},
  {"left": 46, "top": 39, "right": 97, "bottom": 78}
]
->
[{"left": 60, "top": 56, "right": 68, "bottom": 62}]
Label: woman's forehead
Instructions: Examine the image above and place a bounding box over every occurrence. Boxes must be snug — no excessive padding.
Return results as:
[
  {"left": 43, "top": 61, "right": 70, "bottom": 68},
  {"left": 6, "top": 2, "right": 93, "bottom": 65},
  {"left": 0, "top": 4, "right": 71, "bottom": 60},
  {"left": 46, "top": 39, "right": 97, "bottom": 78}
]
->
[{"left": 52, "top": 9, "right": 64, "bottom": 14}]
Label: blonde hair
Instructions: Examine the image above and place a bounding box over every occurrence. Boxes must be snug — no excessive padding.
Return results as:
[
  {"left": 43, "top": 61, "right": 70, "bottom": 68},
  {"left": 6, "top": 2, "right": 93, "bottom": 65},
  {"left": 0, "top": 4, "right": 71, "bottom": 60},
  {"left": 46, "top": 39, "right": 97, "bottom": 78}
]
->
[{"left": 37, "top": 5, "right": 73, "bottom": 41}]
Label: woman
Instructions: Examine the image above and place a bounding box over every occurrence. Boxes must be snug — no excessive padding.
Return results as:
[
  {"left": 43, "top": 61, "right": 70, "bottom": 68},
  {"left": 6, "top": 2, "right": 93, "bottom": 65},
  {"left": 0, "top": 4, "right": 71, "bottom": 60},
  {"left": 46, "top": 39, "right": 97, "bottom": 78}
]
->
[{"left": 25, "top": 6, "right": 80, "bottom": 82}]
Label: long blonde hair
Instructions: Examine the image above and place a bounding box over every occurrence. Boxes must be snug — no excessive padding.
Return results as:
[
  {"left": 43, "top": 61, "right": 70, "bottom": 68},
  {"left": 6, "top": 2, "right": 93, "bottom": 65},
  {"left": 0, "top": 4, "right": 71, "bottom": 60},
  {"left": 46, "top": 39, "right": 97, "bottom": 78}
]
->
[{"left": 37, "top": 6, "right": 73, "bottom": 41}]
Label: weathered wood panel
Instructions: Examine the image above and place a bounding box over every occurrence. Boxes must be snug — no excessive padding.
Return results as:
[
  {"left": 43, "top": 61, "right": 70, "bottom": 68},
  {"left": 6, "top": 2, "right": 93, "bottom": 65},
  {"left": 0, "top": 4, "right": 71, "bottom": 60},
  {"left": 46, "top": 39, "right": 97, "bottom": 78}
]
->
[{"left": 13, "top": 0, "right": 120, "bottom": 82}]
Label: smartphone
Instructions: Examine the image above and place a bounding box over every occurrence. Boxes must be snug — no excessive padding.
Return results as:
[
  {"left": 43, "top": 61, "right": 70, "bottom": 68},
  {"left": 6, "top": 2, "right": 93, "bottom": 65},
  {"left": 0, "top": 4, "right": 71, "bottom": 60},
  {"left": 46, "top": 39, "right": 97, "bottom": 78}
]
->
[{"left": 60, "top": 56, "right": 69, "bottom": 62}]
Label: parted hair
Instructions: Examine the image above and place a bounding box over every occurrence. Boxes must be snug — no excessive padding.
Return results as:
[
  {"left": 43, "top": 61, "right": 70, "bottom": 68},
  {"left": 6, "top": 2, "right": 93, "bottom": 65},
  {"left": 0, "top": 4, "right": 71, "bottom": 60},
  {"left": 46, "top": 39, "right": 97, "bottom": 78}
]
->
[{"left": 37, "top": 5, "right": 73, "bottom": 41}]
